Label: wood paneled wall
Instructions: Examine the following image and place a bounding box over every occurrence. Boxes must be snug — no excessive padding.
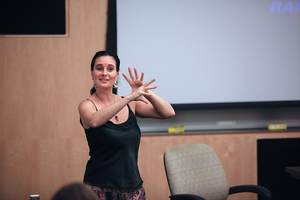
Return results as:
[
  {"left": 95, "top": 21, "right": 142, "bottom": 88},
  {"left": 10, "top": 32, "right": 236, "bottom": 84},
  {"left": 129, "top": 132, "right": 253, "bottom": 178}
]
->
[
  {"left": 0, "top": 1, "right": 108, "bottom": 199},
  {"left": 0, "top": 1, "right": 299, "bottom": 200},
  {"left": 139, "top": 131, "right": 300, "bottom": 200}
]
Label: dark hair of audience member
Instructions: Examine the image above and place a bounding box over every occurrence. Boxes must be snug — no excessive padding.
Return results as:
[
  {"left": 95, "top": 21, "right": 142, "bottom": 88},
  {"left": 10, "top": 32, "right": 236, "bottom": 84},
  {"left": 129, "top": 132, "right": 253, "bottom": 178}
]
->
[{"left": 51, "top": 182, "right": 98, "bottom": 200}]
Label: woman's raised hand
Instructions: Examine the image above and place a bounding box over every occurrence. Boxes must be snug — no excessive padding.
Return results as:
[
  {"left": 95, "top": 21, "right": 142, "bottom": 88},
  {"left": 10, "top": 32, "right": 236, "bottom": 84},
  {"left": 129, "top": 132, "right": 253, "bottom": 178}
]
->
[{"left": 122, "top": 67, "right": 157, "bottom": 104}]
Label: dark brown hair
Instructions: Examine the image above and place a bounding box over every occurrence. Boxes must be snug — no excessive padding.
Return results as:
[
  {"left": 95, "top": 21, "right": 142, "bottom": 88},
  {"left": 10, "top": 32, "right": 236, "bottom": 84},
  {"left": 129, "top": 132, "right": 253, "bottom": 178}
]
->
[{"left": 51, "top": 183, "right": 98, "bottom": 200}]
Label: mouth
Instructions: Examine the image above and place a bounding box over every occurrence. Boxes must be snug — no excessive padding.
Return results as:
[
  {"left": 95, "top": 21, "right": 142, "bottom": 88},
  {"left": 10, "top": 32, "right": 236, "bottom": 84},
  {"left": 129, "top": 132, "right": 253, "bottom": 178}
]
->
[{"left": 100, "top": 78, "right": 109, "bottom": 82}]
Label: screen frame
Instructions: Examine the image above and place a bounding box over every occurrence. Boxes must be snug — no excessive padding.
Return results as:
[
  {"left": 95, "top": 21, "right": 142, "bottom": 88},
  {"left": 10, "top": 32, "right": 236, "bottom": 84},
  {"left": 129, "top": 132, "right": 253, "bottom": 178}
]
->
[{"left": 109, "top": 0, "right": 300, "bottom": 110}]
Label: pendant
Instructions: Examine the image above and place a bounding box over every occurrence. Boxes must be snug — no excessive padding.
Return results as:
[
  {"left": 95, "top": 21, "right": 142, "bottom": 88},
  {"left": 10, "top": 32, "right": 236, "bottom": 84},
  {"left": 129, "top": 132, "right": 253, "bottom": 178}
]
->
[{"left": 115, "top": 116, "right": 118, "bottom": 121}]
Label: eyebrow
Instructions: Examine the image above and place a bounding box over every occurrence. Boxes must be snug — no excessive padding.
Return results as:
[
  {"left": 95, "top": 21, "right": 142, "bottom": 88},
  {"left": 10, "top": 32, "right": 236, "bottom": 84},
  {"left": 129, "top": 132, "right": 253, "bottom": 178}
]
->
[{"left": 95, "top": 64, "right": 115, "bottom": 68}]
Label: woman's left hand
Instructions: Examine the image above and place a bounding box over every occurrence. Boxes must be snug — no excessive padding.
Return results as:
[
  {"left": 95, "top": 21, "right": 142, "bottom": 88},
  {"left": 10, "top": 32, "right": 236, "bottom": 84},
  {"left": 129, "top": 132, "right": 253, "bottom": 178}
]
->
[
  {"left": 122, "top": 67, "right": 155, "bottom": 104},
  {"left": 123, "top": 67, "right": 175, "bottom": 119},
  {"left": 123, "top": 67, "right": 144, "bottom": 89}
]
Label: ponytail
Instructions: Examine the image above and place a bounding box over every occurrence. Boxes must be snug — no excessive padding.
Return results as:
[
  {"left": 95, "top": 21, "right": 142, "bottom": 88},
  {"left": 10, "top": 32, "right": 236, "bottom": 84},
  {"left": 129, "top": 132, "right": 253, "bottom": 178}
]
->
[{"left": 90, "top": 86, "right": 96, "bottom": 95}]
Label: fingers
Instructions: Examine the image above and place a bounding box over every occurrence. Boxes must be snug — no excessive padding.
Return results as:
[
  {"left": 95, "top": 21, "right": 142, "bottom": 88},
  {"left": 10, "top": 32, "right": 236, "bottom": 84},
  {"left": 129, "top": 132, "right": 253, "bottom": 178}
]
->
[
  {"left": 128, "top": 67, "right": 144, "bottom": 81},
  {"left": 136, "top": 84, "right": 157, "bottom": 95},
  {"left": 144, "top": 78, "right": 156, "bottom": 87},
  {"left": 128, "top": 67, "right": 135, "bottom": 80},
  {"left": 122, "top": 73, "right": 131, "bottom": 83},
  {"left": 134, "top": 68, "right": 139, "bottom": 80},
  {"left": 145, "top": 85, "right": 157, "bottom": 90},
  {"left": 139, "top": 86, "right": 157, "bottom": 98}
]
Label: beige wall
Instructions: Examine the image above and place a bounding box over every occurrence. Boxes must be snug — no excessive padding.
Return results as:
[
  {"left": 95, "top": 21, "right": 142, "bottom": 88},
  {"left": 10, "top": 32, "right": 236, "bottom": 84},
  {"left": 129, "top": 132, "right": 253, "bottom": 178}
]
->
[
  {"left": 0, "top": 1, "right": 299, "bottom": 200},
  {"left": 139, "top": 131, "right": 300, "bottom": 200},
  {"left": 0, "top": 0, "right": 108, "bottom": 199}
]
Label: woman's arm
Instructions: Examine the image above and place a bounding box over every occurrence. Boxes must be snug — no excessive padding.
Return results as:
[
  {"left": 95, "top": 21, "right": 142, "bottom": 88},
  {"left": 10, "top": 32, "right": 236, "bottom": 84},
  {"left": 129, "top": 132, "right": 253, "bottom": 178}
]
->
[
  {"left": 135, "top": 90, "right": 175, "bottom": 119},
  {"left": 78, "top": 96, "right": 131, "bottom": 129},
  {"left": 123, "top": 67, "right": 175, "bottom": 119},
  {"left": 78, "top": 77, "right": 157, "bottom": 129}
]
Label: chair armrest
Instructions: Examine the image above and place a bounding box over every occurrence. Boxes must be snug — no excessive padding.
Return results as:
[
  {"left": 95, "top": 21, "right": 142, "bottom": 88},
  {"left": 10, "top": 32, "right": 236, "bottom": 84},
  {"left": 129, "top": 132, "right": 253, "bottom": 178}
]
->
[
  {"left": 229, "top": 185, "right": 272, "bottom": 200},
  {"left": 170, "top": 194, "right": 206, "bottom": 200}
]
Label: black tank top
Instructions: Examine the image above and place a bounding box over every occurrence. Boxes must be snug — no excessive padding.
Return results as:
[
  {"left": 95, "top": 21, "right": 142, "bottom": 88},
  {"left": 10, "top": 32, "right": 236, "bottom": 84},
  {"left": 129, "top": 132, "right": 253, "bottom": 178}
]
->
[{"left": 82, "top": 102, "right": 143, "bottom": 188}]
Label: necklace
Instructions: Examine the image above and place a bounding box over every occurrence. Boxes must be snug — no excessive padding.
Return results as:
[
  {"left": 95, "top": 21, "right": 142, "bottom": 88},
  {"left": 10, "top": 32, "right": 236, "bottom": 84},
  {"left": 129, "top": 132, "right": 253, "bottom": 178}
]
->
[{"left": 95, "top": 93, "right": 118, "bottom": 122}]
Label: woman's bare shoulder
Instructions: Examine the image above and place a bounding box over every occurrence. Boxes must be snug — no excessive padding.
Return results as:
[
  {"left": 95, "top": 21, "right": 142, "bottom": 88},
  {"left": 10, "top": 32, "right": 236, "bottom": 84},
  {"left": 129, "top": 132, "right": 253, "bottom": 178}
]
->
[{"left": 78, "top": 98, "right": 97, "bottom": 112}]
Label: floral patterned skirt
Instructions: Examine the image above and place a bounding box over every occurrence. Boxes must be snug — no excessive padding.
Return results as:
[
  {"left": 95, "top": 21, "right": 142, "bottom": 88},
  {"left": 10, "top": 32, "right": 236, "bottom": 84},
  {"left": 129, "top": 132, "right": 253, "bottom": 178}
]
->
[{"left": 90, "top": 186, "right": 146, "bottom": 200}]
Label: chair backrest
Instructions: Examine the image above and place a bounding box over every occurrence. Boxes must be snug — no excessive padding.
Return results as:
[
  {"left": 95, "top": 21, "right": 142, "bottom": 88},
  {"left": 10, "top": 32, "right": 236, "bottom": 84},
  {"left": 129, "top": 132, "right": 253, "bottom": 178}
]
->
[{"left": 164, "top": 144, "right": 230, "bottom": 200}]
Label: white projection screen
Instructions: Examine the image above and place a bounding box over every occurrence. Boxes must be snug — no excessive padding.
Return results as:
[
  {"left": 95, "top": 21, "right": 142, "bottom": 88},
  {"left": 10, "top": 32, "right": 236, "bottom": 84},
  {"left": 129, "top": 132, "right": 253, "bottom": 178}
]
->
[{"left": 116, "top": 0, "right": 300, "bottom": 107}]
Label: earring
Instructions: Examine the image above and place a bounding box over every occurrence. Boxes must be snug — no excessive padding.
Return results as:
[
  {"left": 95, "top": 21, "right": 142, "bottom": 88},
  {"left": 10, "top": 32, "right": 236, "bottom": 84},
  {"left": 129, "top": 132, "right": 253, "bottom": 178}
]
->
[
  {"left": 113, "top": 81, "right": 118, "bottom": 89},
  {"left": 94, "top": 84, "right": 97, "bottom": 91}
]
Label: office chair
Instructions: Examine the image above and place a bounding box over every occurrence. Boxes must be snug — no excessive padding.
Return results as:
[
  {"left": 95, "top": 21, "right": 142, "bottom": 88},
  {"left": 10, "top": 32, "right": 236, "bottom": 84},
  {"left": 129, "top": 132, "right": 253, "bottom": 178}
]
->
[{"left": 164, "top": 144, "right": 272, "bottom": 200}]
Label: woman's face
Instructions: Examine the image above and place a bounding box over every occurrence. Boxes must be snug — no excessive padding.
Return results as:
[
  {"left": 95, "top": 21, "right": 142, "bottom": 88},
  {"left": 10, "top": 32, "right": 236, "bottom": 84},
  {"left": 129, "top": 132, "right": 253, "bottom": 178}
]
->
[{"left": 91, "top": 55, "right": 119, "bottom": 90}]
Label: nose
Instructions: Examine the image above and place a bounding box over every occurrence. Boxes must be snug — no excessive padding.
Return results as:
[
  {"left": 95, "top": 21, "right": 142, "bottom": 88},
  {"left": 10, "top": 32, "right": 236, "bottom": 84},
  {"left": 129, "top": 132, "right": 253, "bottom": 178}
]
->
[{"left": 102, "top": 69, "right": 108, "bottom": 76}]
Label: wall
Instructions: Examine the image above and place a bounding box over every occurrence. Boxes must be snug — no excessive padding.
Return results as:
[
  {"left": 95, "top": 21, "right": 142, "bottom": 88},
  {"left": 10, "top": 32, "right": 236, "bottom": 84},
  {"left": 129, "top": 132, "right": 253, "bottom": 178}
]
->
[
  {"left": 137, "top": 107, "right": 300, "bottom": 133},
  {"left": 0, "top": 0, "right": 108, "bottom": 199},
  {"left": 139, "top": 131, "right": 300, "bottom": 200},
  {"left": 0, "top": 1, "right": 299, "bottom": 200}
]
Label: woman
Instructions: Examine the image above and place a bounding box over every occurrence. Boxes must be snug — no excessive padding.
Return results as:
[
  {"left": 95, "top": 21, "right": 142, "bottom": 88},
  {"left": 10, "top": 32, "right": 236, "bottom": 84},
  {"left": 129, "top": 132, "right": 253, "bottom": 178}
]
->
[{"left": 78, "top": 51, "right": 175, "bottom": 200}]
